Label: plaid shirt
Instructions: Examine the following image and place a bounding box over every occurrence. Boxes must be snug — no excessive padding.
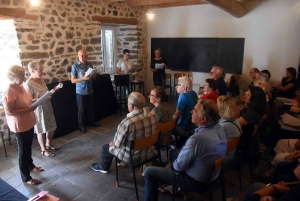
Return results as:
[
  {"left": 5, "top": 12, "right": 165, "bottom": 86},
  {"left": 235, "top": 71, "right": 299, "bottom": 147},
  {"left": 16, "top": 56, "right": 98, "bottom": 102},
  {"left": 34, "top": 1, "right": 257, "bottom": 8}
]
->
[{"left": 109, "top": 109, "right": 158, "bottom": 163}]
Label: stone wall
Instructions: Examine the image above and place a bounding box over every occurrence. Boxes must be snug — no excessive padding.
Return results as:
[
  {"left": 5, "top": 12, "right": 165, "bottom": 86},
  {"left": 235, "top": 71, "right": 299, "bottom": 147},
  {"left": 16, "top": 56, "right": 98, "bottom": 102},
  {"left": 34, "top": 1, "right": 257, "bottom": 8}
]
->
[{"left": 0, "top": 0, "right": 148, "bottom": 142}]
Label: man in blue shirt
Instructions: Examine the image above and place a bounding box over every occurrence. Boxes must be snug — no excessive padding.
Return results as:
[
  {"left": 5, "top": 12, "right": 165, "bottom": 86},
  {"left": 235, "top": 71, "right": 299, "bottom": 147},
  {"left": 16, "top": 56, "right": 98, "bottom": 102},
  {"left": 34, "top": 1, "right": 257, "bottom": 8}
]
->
[
  {"left": 71, "top": 49, "right": 100, "bottom": 133},
  {"left": 144, "top": 99, "right": 227, "bottom": 201}
]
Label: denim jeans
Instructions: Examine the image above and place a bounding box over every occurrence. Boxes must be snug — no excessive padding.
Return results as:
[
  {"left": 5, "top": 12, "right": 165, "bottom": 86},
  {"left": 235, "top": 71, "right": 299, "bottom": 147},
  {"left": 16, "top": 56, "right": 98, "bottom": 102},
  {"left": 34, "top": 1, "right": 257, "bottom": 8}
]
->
[
  {"left": 144, "top": 149, "right": 206, "bottom": 201},
  {"left": 98, "top": 144, "right": 115, "bottom": 171},
  {"left": 76, "top": 93, "right": 95, "bottom": 128},
  {"left": 15, "top": 127, "right": 35, "bottom": 182}
]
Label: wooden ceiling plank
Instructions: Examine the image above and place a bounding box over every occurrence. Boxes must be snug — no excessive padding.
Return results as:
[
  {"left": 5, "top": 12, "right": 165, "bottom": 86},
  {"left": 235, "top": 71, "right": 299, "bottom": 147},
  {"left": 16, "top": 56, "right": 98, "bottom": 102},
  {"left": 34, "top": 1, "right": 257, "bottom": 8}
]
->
[{"left": 203, "top": 0, "right": 246, "bottom": 18}]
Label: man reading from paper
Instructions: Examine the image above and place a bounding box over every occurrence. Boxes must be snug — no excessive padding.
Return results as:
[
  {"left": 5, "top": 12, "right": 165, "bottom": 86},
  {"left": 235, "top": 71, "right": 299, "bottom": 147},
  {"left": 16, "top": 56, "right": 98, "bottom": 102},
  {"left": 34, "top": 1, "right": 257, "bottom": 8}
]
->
[{"left": 71, "top": 49, "right": 100, "bottom": 134}]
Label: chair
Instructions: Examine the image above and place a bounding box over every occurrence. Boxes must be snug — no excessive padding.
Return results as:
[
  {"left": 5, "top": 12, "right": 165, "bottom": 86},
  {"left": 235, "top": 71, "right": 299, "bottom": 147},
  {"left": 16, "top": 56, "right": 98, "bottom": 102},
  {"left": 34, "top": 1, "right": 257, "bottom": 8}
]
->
[
  {"left": 164, "top": 73, "right": 172, "bottom": 99},
  {"left": 115, "top": 129, "right": 162, "bottom": 201},
  {"left": 173, "top": 155, "right": 226, "bottom": 201},
  {"left": 0, "top": 130, "right": 7, "bottom": 157},
  {"left": 131, "top": 81, "right": 144, "bottom": 95},
  {"left": 157, "top": 118, "right": 177, "bottom": 161},
  {"left": 220, "top": 133, "right": 242, "bottom": 198},
  {"left": 173, "top": 72, "right": 189, "bottom": 99},
  {"left": 113, "top": 74, "right": 130, "bottom": 116}
]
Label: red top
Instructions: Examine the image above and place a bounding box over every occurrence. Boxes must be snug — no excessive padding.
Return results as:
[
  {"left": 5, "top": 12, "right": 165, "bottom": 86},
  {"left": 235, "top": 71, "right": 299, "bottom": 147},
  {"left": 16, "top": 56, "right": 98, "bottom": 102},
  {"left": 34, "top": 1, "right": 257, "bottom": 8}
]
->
[{"left": 199, "top": 91, "right": 219, "bottom": 102}]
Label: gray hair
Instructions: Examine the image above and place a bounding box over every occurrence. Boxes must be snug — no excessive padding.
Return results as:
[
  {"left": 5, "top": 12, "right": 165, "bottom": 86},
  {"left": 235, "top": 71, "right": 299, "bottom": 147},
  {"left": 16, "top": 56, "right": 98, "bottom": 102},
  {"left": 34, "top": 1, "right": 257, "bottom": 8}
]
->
[
  {"left": 128, "top": 92, "right": 149, "bottom": 116},
  {"left": 212, "top": 65, "right": 223, "bottom": 78},
  {"left": 256, "top": 72, "right": 269, "bottom": 82},
  {"left": 178, "top": 76, "right": 193, "bottom": 90},
  {"left": 199, "top": 99, "right": 220, "bottom": 127},
  {"left": 7, "top": 65, "right": 25, "bottom": 81},
  {"left": 28, "top": 61, "right": 43, "bottom": 75}
]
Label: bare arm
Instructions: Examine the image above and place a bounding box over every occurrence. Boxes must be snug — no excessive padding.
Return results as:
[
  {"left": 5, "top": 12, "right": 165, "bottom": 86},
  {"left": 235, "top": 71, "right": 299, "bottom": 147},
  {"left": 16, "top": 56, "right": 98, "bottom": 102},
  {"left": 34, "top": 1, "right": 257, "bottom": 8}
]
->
[
  {"left": 280, "top": 83, "right": 295, "bottom": 91},
  {"left": 173, "top": 109, "right": 181, "bottom": 119},
  {"left": 4, "top": 100, "right": 37, "bottom": 116},
  {"left": 116, "top": 67, "right": 128, "bottom": 74},
  {"left": 71, "top": 75, "right": 90, "bottom": 84},
  {"left": 238, "top": 116, "right": 248, "bottom": 127}
]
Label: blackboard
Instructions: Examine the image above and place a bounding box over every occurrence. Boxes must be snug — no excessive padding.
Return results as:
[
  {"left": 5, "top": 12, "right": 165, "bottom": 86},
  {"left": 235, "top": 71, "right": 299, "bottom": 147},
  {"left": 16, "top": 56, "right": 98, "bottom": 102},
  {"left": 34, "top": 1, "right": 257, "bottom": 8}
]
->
[{"left": 151, "top": 38, "right": 244, "bottom": 74}]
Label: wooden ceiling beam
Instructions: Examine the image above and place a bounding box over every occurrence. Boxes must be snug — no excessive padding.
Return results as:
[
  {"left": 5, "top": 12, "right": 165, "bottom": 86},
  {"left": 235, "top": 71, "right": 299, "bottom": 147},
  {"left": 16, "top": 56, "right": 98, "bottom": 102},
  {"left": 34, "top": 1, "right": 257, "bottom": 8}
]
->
[
  {"left": 203, "top": 0, "right": 246, "bottom": 18},
  {"left": 126, "top": 0, "right": 207, "bottom": 7}
]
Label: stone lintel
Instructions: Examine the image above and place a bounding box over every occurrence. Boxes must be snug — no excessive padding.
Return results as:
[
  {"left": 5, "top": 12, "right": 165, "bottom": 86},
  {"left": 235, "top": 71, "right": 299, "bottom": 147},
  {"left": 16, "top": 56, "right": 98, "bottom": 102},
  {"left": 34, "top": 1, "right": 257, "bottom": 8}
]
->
[{"left": 92, "top": 16, "right": 138, "bottom": 25}]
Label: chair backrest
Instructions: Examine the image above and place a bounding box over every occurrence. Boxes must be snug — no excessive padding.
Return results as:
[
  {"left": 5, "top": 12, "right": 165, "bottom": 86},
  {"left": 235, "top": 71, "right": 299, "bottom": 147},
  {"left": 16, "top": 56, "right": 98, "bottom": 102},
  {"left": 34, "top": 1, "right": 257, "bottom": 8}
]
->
[
  {"left": 173, "top": 72, "right": 189, "bottom": 86},
  {"left": 206, "top": 155, "right": 225, "bottom": 183},
  {"left": 226, "top": 132, "right": 242, "bottom": 153},
  {"left": 114, "top": 74, "right": 130, "bottom": 85},
  {"left": 252, "top": 125, "right": 259, "bottom": 136},
  {"left": 157, "top": 118, "right": 177, "bottom": 134},
  {"left": 130, "top": 129, "right": 161, "bottom": 151},
  {"left": 165, "top": 73, "right": 172, "bottom": 86}
]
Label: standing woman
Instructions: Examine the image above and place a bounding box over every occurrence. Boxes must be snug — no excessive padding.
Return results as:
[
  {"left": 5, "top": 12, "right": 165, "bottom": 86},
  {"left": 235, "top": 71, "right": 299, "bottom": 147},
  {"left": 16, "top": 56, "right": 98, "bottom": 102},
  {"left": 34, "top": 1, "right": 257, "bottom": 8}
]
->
[
  {"left": 150, "top": 48, "right": 168, "bottom": 86},
  {"left": 24, "top": 61, "right": 58, "bottom": 157},
  {"left": 2, "top": 65, "right": 42, "bottom": 185}
]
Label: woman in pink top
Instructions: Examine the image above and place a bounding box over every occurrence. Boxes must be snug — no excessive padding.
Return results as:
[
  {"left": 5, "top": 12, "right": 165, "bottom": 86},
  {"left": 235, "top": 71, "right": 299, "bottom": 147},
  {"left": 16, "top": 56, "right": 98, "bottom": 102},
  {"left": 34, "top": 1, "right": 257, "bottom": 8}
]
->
[
  {"left": 198, "top": 78, "right": 219, "bottom": 102},
  {"left": 2, "top": 65, "right": 42, "bottom": 185}
]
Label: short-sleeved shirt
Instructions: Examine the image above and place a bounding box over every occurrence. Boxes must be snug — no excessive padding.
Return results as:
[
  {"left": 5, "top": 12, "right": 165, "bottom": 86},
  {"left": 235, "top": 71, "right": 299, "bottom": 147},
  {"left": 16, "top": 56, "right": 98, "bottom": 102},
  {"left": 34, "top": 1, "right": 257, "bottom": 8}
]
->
[
  {"left": 199, "top": 91, "right": 218, "bottom": 102},
  {"left": 116, "top": 58, "right": 133, "bottom": 73},
  {"left": 281, "top": 77, "right": 297, "bottom": 98},
  {"left": 216, "top": 77, "right": 227, "bottom": 96},
  {"left": 2, "top": 86, "right": 36, "bottom": 132},
  {"left": 109, "top": 108, "right": 158, "bottom": 163},
  {"left": 176, "top": 90, "right": 198, "bottom": 131},
  {"left": 71, "top": 61, "right": 94, "bottom": 95}
]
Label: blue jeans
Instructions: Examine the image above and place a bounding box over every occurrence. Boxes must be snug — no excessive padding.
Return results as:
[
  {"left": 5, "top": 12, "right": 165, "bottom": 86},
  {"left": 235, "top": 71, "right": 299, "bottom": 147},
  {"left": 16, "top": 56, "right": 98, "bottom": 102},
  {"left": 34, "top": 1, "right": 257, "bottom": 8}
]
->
[
  {"left": 144, "top": 149, "right": 206, "bottom": 201},
  {"left": 76, "top": 93, "right": 95, "bottom": 128}
]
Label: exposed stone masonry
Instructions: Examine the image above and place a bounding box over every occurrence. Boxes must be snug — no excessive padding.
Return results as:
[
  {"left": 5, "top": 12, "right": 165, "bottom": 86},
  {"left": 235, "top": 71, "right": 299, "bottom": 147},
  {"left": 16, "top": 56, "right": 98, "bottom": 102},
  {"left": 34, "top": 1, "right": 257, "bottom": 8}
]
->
[{"left": 0, "top": 0, "right": 148, "bottom": 141}]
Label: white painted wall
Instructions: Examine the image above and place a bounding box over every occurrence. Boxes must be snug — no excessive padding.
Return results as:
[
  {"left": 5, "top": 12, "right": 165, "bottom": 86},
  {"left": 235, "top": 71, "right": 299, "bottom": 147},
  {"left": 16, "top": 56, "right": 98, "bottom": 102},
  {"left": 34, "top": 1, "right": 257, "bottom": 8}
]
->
[{"left": 146, "top": 0, "right": 300, "bottom": 94}]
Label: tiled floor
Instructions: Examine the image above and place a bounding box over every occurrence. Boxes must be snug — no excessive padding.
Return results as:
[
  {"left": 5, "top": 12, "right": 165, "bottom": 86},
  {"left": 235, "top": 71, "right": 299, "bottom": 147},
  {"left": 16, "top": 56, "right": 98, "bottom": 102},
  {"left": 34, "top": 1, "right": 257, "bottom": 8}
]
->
[{"left": 0, "top": 112, "right": 268, "bottom": 201}]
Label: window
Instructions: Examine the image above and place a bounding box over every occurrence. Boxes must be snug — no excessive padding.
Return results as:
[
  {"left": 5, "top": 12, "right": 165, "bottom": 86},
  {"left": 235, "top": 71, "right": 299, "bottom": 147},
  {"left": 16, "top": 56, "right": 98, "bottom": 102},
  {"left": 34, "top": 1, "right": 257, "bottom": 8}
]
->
[{"left": 101, "top": 26, "right": 116, "bottom": 73}]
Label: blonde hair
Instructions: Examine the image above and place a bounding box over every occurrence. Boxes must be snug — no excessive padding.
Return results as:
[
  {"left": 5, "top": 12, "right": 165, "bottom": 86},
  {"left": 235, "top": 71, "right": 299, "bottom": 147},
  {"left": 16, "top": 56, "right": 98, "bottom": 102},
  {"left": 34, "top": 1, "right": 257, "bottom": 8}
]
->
[
  {"left": 254, "top": 81, "right": 270, "bottom": 94},
  {"left": 28, "top": 61, "right": 43, "bottom": 75},
  {"left": 7, "top": 65, "right": 25, "bottom": 81},
  {"left": 178, "top": 76, "right": 193, "bottom": 90},
  {"left": 217, "top": 96, "right": 240, "bottom": 120}
]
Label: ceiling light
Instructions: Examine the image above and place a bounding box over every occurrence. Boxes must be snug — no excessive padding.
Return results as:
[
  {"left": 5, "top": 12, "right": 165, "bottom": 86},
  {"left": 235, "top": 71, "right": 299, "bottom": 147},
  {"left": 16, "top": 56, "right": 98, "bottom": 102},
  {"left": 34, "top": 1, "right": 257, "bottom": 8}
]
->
[
  {"left": 31, "top": 0, "right": 39, "bottom": 6},
  {"left": 146, "top": 0, "right": 155, "bottom": 19}
]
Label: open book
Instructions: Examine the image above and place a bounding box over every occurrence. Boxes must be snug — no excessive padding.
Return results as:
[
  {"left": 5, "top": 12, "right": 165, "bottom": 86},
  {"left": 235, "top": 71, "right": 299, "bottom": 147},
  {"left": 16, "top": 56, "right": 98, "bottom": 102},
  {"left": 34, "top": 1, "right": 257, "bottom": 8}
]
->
[
  {"left": 128, "top": 66, "right": 137, "bottom": 73},
  {"left": 85, "top": 68, "right": 98, "bottom": 76},
  {"left": 31, "top": 83, "right": 63, "bottom": 107}
]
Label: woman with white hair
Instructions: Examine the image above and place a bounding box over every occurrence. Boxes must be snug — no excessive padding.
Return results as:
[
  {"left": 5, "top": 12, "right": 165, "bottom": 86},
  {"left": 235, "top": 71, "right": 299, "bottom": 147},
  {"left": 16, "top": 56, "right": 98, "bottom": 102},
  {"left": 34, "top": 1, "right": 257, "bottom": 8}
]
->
[
  {"left": 2, "top": 65, "right": 42, "bottom": 185},
  {"left": 24, "top": 61, "right": 58, "bottom": 157}
]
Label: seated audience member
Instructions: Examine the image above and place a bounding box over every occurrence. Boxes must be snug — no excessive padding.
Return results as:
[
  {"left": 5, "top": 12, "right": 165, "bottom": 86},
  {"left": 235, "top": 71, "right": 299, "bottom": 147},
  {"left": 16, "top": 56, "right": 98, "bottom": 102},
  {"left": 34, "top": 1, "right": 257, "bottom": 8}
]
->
[
  {"left": 249, "top": 68, "right": 260, "bottom": 87},
  {"left": 226, "top": 74, "right": 240, "bottom": 97},
  {"left": 210, "top": 65, "right": 227, "bottom": 96},
  {"left": 91, "top": 92, "right": 158, "bottom": 173},
  {"left": 238, "top": 86, "right": 267, "bottom": 165},
  {"left": 244, "top": 181, "right": 300, "bottom": 201},
  {"left": 198, "top": 78, "right": 218, "bottom": 102},
  {"left": 254, "top": 80, "right": 271, "bottom": 102},
  {"left": 149, "top": 86, "right": 173, "bottom": 146},
  {"left": 254, "top": 72, "right": 269, "bottom": 82},
  {"left": 144, "top": 99, "right": 227, "bottom": 201},
  {"left": 272, "top": 67, "right": 297, "bottom": 99},
  {"left": 173, "top": 76, "right": 198, "bottom": 137},
  {"left": 261, "top": 69, "right": 271, "bottom": 80},
  {"left": 256, "top": 139, "right": 300, "bottom": 180},
  {"left": 217, "top": 96, "right": 241, "bottom": 164}
]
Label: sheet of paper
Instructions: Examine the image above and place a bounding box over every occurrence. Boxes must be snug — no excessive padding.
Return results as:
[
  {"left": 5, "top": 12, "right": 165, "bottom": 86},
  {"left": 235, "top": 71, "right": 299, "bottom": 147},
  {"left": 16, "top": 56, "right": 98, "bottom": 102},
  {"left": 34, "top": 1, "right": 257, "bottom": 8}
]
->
[
  {"left": 155, "top": 63, "right": 164, "bottom": 69},
  {"left": 28, "top": 191, "right": 49, "bottom": 201},
  {"left": 31, "top": 91, "right": 52, "bottom": 107},
  {"left": 85, "top": 68, "right": 97, "bottom": 76}
]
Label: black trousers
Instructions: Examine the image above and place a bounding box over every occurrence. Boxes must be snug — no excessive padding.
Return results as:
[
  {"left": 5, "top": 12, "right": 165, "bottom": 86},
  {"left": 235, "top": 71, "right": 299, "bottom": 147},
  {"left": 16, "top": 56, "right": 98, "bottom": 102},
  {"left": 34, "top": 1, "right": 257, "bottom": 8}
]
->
[
  {"left": 15, "top": 127, "right": 35, "bottom": 182},
  {"left": 76, "top": 93, "right": 95, "bottom": 128}
]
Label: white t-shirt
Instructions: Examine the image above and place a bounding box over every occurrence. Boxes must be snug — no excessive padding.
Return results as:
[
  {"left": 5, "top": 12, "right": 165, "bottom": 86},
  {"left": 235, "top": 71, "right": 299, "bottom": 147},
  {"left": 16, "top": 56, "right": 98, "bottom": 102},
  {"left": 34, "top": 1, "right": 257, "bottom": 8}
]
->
[{"left": 116, "top": 58, "right": 133, "bottom": 73}]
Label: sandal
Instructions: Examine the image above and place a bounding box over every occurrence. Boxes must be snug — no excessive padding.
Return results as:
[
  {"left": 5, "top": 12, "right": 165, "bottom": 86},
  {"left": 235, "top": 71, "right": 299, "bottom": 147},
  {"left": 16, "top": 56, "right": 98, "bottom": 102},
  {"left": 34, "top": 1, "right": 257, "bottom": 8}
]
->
[
  {"left": 41, "top": 150, "right": 55, "bottom": 157},
  {"left": 45, "top": 145, "right": 61, "bottom": 150},
  {"left": 25, "top": 178, "right": 42, "bottom": 185},
  {"left": 32, "top": 166, "right": 44, "bottom": 172}
]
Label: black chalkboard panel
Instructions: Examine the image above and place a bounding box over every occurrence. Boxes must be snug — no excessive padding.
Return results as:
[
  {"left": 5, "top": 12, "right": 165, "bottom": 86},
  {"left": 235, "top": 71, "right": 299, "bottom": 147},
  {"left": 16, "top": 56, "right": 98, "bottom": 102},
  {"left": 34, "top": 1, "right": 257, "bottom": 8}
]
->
[{"left": 151, "top": 38, "right": 244, "bottom": 74}]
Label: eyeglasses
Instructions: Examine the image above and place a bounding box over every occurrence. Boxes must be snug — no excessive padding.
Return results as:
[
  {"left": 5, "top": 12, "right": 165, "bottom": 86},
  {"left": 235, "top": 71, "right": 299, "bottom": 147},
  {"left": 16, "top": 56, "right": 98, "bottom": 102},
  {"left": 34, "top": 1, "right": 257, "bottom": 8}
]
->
[
  {"left": 149, "top": 94, "right": 156, "bottom": 97},
  {"left": 210, "top": 71, "right": 215, "bottom": 74}
]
